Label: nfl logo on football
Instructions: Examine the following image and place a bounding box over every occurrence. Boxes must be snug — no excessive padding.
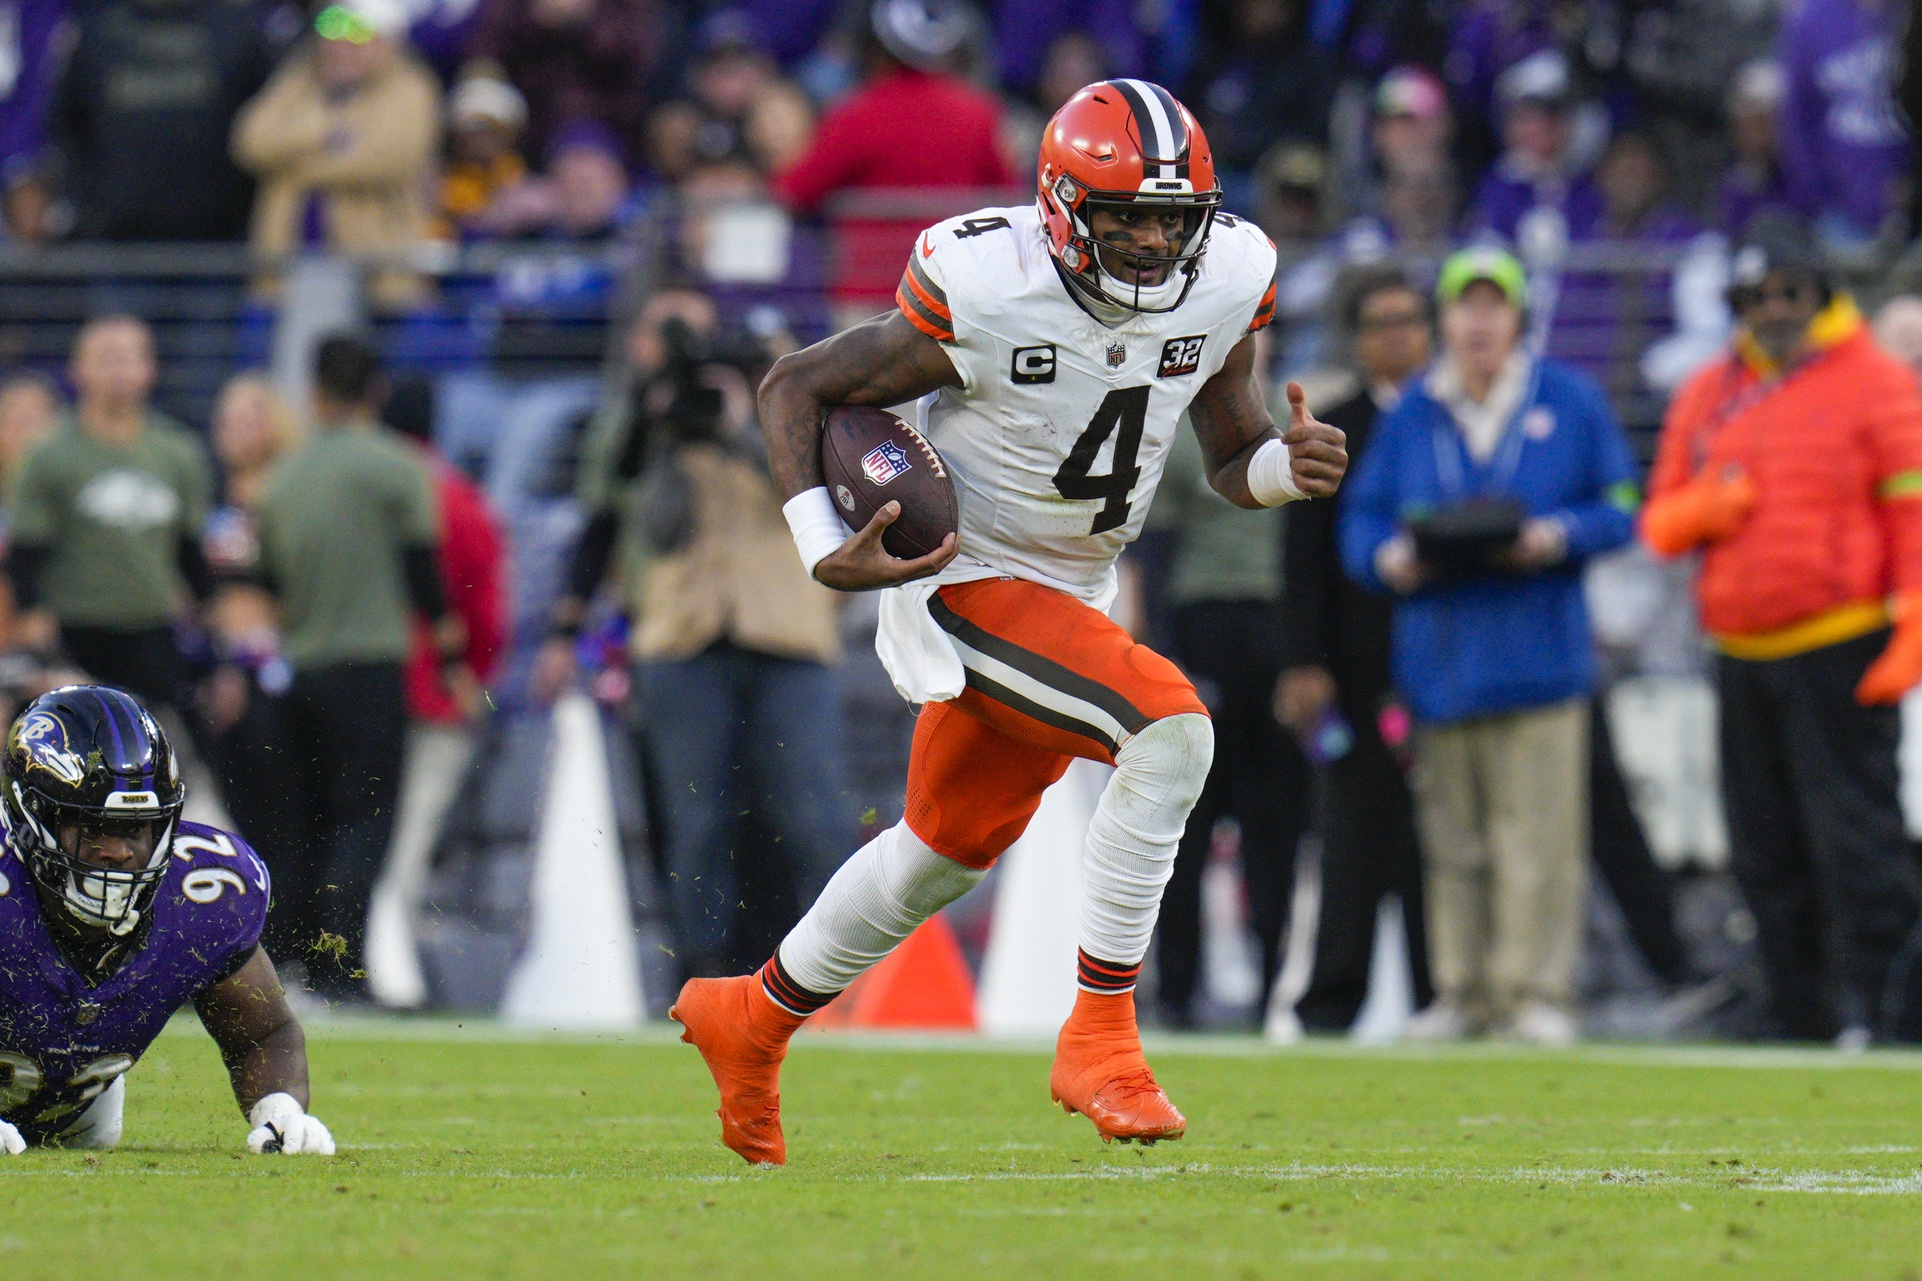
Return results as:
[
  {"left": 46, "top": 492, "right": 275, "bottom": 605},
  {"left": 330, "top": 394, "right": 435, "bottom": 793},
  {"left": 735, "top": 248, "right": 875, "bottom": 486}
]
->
[{"left": 860, "top": 440, "right": 913, "bottom": 487}]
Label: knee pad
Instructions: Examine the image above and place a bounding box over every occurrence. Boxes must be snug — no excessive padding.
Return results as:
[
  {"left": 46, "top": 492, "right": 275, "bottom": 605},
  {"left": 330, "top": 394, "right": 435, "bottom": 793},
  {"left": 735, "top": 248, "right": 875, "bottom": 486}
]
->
[
  {"left": 1089, "top": 713, "right": 1214, "bottom": 854},
  {"left": 1117, "top": 713, "right": 1214, "bottom": 810}
]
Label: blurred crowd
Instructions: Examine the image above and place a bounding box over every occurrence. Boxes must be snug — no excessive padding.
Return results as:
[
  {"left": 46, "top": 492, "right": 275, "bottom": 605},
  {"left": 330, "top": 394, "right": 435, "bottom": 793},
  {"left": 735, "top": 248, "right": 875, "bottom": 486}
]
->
[
  {"left": 2, "top": 0, "right": 1922, "bottom": 1045},
  {"left": 0, "top": 0, "right": 1911, "bottom": 271}
]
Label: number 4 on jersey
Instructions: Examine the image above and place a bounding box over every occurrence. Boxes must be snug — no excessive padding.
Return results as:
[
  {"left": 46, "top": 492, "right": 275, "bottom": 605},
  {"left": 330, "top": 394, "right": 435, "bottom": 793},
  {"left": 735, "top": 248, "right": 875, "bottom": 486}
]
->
[{"left": 1054, "top": 386, "right": 1150, "bottom": 535}]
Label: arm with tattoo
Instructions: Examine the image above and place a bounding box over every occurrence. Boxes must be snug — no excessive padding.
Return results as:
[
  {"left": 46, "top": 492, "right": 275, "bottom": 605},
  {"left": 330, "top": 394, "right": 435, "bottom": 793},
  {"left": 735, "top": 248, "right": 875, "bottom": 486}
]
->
[
  {"left": 1189, "top": 334, "right": 1348, "bottom": 509},
  {"left": 759, "top": 311, "right": 964, "bottom": 590},
  {"left": 759, "top": 310, "right": 963, "bottom": 495}
]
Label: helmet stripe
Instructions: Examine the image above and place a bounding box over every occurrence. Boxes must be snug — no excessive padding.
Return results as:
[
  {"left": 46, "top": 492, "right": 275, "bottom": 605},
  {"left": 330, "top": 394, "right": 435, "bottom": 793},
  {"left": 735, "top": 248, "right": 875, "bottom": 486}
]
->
[
  {"left": 1111, "top": 79, "right": 1188, "bottom": 181},
  {"left": 132, "top": 708, "right": 155, "bottom": 790},
  {"left": 1144, "top": 82, "right": 1188, "bottom": 160},
  {"left": 96, "top": 689, "right": 127, "bottom": 768}
]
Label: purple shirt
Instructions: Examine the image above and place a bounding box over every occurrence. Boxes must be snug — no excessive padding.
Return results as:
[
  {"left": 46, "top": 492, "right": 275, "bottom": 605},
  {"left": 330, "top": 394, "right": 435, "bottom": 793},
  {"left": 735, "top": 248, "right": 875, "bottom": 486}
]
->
[
  {"left": 1715, "top": 162, "right": 1795, "bottom": 238},
  {"left": 1547, "top": 207, "right": 1703, "bottom": 402},
  {"left": 0, "top": 821, "right": 267, "bottom": 1143},
  {"left": 728, "top": 0, "right": 838, "bottom": 68},
  {"left": 1465, "top": 158, "right": 1605, "bottom": 247},
  {"left": 1442, "top": 0, "right": 1553, "bottom": 120},
  {"left": 992, "top": 0, "right": 1145, "bottom": 95},
  {"left": 1778, "top": 0, "right": 1910, "bottom": 238},
  {"left": 0, "top": 0, "right": 64, "bottom": 181}
]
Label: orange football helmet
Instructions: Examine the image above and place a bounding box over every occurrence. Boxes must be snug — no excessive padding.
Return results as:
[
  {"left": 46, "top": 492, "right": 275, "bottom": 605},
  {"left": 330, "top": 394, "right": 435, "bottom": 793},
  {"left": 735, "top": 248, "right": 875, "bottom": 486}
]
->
[{"left": 1038, "top": 79, "right": 1222, "bottom": 314}]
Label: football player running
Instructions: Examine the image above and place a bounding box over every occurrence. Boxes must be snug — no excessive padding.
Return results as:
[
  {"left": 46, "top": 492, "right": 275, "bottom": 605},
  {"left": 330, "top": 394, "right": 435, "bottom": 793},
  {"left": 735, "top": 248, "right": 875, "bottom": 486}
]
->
[
  {"left": 673, "top": 80, "right": 1346, "bottom": 1163},
  {"left": 0, "top": 686, "right": 334, "bottom": 1156}
]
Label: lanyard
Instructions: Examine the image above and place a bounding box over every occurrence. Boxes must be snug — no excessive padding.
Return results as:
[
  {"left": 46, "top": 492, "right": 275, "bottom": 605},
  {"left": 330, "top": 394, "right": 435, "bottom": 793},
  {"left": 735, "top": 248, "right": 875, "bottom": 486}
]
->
[{"left": 1429, "top": 361, "right": 1543, "bottom": 501}]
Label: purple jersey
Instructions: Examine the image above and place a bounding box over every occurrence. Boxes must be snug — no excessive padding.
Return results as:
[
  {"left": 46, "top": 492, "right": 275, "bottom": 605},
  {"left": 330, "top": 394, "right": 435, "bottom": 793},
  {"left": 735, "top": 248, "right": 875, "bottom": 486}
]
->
[{"left": 0, "top": 820, "right": 267, "bottom": 1143}]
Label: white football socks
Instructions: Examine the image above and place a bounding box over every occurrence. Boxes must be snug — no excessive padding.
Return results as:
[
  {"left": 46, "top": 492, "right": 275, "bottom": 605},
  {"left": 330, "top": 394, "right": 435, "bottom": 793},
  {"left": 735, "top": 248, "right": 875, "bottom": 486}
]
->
[
  {"left": 772, "top": 712, "right": 1212, "bottom": 1007},
  {"left": 775, "top": 820, "right": 985, "bottom": 1000},
  {"left": 1079, "top": 713, "right": 1215, "bottom": 975}
]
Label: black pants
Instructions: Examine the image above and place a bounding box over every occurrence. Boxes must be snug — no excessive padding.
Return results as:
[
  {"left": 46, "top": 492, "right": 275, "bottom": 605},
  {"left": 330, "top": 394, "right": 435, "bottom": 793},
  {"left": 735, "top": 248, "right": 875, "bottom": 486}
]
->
[
  {"left": 202, "top": 675, "right": 309, "bottom": 898},
  {"left": 267, "top": 662, "right": 407, "bottom": 994},
  {"left": 1718, "top": 631, "right": 1922, "bottom": 1040},
  {"left": 1296, "top": 692, "right": 1435, "bottom": 1030},
  {"left": 60, "top": 624, "right": 185, "bottom": 712},
  {"left": 1155, "top": 602, "right": 1307, "bottom": 1023},
  {"left": 1589, "top": 697, "right": 1691, "bottom": 987}
]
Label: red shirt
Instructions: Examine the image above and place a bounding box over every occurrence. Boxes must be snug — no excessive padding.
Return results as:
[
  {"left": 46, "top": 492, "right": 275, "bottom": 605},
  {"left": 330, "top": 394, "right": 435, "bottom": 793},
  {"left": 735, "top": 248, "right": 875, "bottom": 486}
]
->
[
  {"left": 775, "top": 68, "right": 1017, "bottom": 306},
  {"left": 407, "top": 449, "right": 507, "bottom": 723}
]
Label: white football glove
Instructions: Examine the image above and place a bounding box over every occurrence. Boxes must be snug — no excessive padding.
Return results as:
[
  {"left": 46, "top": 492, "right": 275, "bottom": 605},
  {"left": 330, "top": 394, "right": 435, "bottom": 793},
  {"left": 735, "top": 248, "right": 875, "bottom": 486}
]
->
[
  {"left": 246, "top": 1092, "right": 336, "bottom": 1155},
  {"left": 0, "top": 1120, "right": 24, "bottom": 1155}
]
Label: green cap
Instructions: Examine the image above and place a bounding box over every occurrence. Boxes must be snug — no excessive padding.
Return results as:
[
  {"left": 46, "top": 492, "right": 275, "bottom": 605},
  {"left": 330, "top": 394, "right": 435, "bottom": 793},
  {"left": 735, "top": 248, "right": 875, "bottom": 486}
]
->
[{"left": 1437, "top": 246, "right": 1528, "bottom": 309}]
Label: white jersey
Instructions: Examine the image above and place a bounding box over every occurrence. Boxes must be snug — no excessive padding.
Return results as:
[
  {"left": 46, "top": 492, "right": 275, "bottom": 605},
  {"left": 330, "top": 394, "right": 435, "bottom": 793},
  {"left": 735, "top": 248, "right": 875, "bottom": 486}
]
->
[
  {"left": 898, "top": 203, "right": 1278, "bottom": 602},
  {"left": 875, "top": 203, "right": 1278, "bottom": 704}
]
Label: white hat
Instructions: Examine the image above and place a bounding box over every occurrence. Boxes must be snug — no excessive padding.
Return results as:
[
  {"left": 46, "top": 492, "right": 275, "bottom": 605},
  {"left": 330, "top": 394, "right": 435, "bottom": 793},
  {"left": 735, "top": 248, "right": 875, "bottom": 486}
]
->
[
  {"left": 1496, "top": 50, "right": 1572, "bottom": 110},
  {"left": 449, "top": 77, "right": 528, "bottom": 129},
  {"left": 870, "top": 0, "right": 969, "bottom": 72},
  {"left": 318, "top": 0, "right": 408, "bottom": 41},
  {"left": 1728, "top": 60, "right": 1784, "bottom": 116}
]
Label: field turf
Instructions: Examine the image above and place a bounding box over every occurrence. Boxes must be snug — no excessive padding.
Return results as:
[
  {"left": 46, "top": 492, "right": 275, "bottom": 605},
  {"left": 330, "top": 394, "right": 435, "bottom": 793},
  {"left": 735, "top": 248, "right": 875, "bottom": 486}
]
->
[{"left": 4, "top": 1019, "right": 1922, "bottom": 1279}]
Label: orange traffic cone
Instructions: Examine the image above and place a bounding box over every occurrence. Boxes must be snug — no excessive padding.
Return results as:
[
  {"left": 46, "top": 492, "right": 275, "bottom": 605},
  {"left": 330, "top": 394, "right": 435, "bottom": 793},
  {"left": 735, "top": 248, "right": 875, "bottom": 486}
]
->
[{"left": 810, "top": 914, "right": 977, "bottom": 1031}]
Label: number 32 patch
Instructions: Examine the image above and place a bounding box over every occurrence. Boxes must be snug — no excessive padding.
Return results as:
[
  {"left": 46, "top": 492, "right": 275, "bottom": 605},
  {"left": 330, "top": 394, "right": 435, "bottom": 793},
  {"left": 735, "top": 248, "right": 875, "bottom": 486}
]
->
[{"left": 1157, "top": 336, "right": 1205, "bottom": 378}]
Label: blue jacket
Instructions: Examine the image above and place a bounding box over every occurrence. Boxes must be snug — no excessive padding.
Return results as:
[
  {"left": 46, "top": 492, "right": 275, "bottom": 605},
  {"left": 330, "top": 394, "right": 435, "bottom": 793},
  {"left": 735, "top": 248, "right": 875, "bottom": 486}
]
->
[{"left": 1338, "top": 358, "right": 1639, "bottom": 725}]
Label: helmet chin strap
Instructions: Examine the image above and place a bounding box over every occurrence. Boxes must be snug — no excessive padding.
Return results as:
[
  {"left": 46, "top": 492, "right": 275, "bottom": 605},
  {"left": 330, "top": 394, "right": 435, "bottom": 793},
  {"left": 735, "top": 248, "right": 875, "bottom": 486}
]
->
[
  {"left": 55, "top": 822, "right": 170, "bottom": 936},
  {"left": 62, "top": 868, "right": 141, "bottom": 935},
  {"left": 1095, "top": 257, "right": 1187, "bottom": 313}
]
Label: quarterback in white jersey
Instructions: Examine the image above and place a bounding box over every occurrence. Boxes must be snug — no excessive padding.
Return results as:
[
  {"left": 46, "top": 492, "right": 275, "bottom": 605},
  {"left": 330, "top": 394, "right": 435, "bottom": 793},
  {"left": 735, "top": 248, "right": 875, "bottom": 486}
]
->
[
  {"left": 902, "top": 199, "right": 1280, "bottom": 603},
  {"left": 672, "top": 79, "right": 1347, "bottom": 1166}
]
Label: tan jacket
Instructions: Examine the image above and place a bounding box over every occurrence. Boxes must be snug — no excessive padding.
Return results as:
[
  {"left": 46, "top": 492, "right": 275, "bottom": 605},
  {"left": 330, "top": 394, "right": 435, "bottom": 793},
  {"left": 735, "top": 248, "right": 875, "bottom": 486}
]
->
[
  {"left": 231, "top": 47, "right": 441, "bottom": 307},
  {"left": 627, "top": 443, "right": 840, "bottom": 665}
]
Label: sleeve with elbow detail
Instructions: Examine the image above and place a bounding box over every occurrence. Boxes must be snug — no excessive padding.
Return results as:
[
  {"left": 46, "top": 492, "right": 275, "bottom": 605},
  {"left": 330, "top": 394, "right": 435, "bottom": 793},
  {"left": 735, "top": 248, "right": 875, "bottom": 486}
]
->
[
  {"left": 563, "top": 512, "right": 621, "bottom": 604},
  {"left": 176, "top": 534, "right": 215, "bottom": 605},
  {"left": 1879, "top": 489, "right": 1922, "bottom": 597},
  {"left": 6, "top": 543, "right": 49, "bottom": 610},
  {"left": 1869, "top": 379, "right": 1922, "bottom": 594},
  {"left": 401, "top": 544, "right": 448, "bottom": 622}
]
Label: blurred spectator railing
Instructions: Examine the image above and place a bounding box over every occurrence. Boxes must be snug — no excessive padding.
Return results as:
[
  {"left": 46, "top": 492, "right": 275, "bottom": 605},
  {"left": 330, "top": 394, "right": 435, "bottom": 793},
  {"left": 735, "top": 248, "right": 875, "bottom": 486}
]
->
[
  {"left": 0, "top": 240, "right": 630, "bottom": 430},
  {"left": 0, "top": 243, "right": 261, "bottom": 430},
  {"left": 5, "top": 214, "right": 1912, "bottom": 471}
]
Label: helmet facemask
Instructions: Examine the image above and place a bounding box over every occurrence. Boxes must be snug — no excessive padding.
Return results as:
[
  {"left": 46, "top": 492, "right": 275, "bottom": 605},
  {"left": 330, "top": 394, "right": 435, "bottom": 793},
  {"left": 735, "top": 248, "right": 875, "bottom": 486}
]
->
[
  {"left": 1046, "top": 174, "right": 1221, "bottom": 316},
  {"left": 4, "top": 780, "right": 177, "bottom": 936}
]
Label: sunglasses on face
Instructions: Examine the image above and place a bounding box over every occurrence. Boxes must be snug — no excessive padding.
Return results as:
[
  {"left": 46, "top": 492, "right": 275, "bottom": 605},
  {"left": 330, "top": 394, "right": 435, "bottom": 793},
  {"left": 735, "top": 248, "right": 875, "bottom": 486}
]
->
[
  {"left": 1357, "top": 310, "right": 1428, "bottom": 332},
  {"left": 1735, "top": 281, "right": 1820, "bottom": 310}
]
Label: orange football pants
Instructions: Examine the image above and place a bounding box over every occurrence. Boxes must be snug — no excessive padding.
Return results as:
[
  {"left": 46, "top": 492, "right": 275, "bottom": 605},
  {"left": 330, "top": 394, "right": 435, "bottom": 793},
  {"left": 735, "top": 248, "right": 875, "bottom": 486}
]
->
[{"left": 902, "top": 577, "right": 1207, "bottom": 871}]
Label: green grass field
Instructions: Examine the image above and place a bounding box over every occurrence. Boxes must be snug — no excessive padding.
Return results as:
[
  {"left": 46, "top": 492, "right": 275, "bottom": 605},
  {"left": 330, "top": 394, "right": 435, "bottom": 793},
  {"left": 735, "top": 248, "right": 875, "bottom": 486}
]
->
[{"left": 6, "top": 1019, "right": 1922, "bottom": 1279}]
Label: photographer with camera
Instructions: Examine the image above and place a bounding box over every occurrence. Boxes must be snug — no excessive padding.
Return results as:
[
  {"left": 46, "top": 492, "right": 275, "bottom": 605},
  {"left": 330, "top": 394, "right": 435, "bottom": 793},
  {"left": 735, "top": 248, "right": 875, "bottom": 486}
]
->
[
  {"left": 1340, "top": 247, "right": 1640, "bottom": 1045},
  {"left": 533, "top": 289, "right": 850, "bottom": 978}
]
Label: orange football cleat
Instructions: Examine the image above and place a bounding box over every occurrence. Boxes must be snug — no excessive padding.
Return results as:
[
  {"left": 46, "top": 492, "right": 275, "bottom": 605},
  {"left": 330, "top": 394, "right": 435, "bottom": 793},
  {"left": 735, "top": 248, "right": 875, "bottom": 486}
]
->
[
  {"left": 1049, "top": 988, "right": 1186, "bottom": 1144},
  {"left": 670, "top": 975, "right": 805, "bottom": 1166}
]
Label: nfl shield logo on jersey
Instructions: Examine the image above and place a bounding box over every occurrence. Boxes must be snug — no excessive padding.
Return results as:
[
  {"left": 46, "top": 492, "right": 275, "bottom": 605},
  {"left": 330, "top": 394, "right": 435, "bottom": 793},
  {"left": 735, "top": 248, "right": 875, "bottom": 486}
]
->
[
  {"left": 1106, "top": 340, "right": 1126, "bottom": 368},
  {"left": 861, "top": 440, "right": 913, "bottom": 487}
]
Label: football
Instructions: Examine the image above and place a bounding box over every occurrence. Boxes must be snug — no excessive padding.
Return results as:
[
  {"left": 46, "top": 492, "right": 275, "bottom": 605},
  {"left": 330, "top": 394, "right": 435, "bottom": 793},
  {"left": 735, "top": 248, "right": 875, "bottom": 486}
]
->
[{"left": 820, "top": 404, "right": 959, "bottom": 560}]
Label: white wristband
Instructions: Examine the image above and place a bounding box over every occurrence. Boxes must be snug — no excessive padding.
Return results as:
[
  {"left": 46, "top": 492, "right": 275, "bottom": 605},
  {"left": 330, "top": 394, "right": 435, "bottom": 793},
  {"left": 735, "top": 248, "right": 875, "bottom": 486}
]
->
[
  {"left": 1247, "top": 437, "right": 1309, "bottom": 507},
  {"left": 783, "top": 487, "right": 853, "bottom": 578}
]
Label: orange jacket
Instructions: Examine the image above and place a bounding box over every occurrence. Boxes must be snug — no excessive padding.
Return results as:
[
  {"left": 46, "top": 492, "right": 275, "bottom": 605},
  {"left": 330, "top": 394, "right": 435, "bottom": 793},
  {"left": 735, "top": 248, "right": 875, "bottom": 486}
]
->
[{"left": 1646, "top": 309, "right": 1922, "bottom": 651}]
